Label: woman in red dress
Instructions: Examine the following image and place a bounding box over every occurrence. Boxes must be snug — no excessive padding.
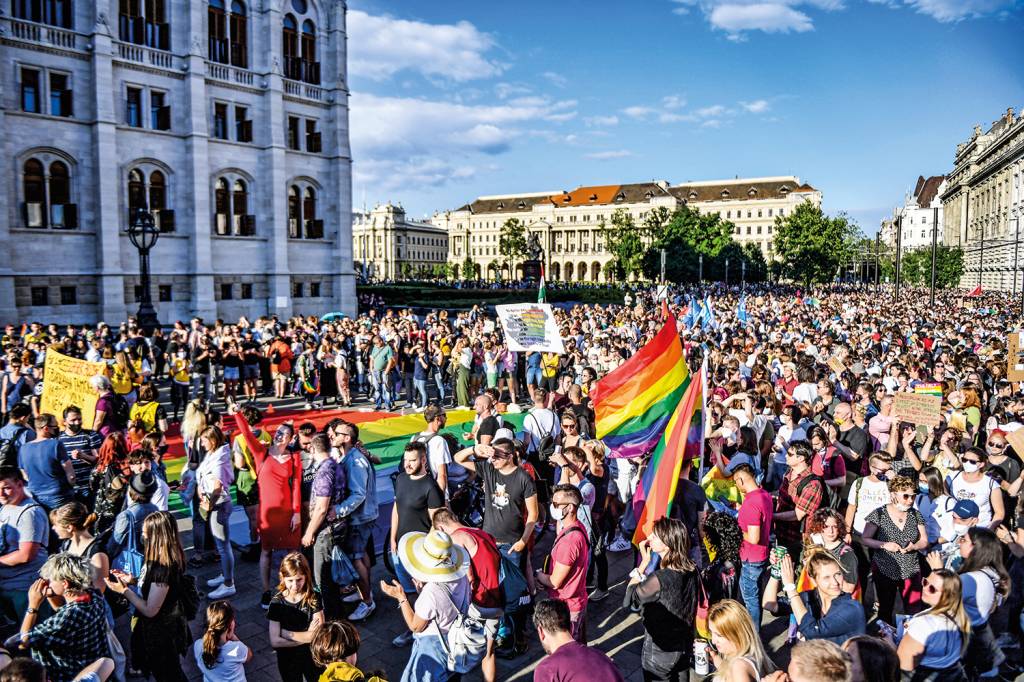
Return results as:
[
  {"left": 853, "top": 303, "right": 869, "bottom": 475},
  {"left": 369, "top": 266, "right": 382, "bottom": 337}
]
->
[{"left": 230, "top": 405, "right": 303, "bottom": 608}]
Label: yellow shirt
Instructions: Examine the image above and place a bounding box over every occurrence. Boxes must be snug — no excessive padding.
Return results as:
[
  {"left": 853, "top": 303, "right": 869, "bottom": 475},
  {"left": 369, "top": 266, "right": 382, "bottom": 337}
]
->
[{"left": 171, "top": 357, "right": 190, "bottom": 384}]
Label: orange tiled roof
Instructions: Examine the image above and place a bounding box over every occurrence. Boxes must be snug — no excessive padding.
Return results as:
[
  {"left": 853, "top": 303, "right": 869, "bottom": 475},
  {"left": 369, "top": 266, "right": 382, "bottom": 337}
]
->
[{"left": 546, "top": 185, "right": 622, "bottom": 206}]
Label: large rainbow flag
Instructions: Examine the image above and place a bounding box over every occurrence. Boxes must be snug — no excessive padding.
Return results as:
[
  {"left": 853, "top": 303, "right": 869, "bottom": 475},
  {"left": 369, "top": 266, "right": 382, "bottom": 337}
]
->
[{"left": 591, "top": 305, "right": 705, "bottom": 544}]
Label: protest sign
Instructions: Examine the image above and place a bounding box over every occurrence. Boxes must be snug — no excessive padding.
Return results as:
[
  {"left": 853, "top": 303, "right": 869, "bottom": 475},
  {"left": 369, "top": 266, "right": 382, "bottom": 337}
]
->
[
  {"left": 893, "top": 392, "right": 942, "bottom": 427},
  {"left": 1007, "top": 429, "right": 1024, "bottom": 460},
  {"left": 1008, "top": 332, "right": 1024, "bottom": 382},
  {"left": 827, "top": 356, "right": 847, "bottom": 375},
  {"left": 495, "top": 303, "right": 565, "bottom": 354},
  {"left": 40, "top": 348, "right": 106, "bottom": 427},
  {"left": 914, "top": 382, "right": 944, "bottom": 397}
]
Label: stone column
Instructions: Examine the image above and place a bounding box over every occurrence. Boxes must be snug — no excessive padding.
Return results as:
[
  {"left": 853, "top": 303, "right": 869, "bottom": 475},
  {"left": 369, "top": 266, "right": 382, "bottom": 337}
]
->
[
  {"left": 183, "top": 5, "right": 215, "bottom": 320},
  {"left": 0, "top": 11, "right": 15, "bottom": 322},
  {"left": 262, "top": 4, "right": 292, "bottom": 319},
  {"left": 328, "top": 0, "right": 355, "bottom": 315}
]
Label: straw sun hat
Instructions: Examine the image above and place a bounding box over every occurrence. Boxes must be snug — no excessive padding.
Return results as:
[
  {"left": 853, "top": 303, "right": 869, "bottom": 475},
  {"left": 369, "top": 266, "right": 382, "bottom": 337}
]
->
[{"left": 397, "top": 530, "right": 470, "bottom": 584}]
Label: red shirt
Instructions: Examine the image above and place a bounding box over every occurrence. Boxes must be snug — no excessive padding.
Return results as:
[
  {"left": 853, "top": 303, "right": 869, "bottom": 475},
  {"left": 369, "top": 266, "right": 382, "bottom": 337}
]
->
[
  {"left": 459, "top": 527, "right": 502, "bottom": 610},
  {"left": 548, "top": 520, "right": 590, "bottom": 613},
  {"left": 737, "top": 487, "right": 773, "bottom": 562}
]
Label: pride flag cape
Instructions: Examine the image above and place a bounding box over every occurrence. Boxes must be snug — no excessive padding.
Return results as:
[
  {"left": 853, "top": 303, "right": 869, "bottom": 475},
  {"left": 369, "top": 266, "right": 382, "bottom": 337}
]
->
[{"left": 591, "top": 304, "right": 705, "bottom": 544}]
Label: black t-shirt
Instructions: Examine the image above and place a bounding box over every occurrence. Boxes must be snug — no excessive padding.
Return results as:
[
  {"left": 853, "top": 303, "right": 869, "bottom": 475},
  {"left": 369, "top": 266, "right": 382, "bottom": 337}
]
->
[
  {"left": 670, "top": 478, "right": 708, "bottom": 540},
  {"left": 241, "top": 340, "right": 261, "bottom": 365},
  {"left": 393, "top": 473, "right": 444, "bottom": 540},
  {"left": 569, "top": 402, "right": 595, "bottom": 437},
  {"left": 476, "top": 415, "right": 501, "bottom": 443},
  {"left": 477, "top": 459, "right": 537, "bottom": 544},
  {"left": 222, "top": 350, "right": 243, "bottom": 368},
  {"left": 191, "top": 346, "right": 211, "bottom": 373},
  {"left": 838, "top": 426, "right": 871, "bottom": 470},
  {"left": 267, "top": 590, "right": 322, "bottom": 661}
]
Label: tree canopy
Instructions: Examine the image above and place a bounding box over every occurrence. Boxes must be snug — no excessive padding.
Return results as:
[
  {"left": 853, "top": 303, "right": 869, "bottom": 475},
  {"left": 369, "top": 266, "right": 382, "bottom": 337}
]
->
[{"left": 773, "top": 202, "right": 861, "bottom": 286}]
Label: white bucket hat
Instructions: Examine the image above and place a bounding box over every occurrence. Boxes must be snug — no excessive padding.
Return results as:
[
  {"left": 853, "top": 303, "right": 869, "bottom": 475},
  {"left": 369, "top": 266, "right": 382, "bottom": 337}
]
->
[{"left": 397, "top": 530, "right": 470, "bottom": 584}]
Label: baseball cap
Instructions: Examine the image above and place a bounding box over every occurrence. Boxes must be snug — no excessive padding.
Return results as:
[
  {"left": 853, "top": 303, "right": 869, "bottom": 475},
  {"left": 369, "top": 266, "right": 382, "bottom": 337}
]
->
[{"left": 951, "top": 499, "right": 979, "bottom": 520}]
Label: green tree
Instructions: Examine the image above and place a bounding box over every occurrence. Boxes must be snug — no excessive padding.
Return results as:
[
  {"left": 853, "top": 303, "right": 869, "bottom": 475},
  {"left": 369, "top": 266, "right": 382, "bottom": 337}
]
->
[
  {"left": 891, "top": 246, "right": 964, "bottom": 288},
  {"left": 601, "top": 208, "right": 648, "bottom": 280},
  {"left": 400, "top": 262, "right": 412, "bottom": 280},
  {"left": 498, "top": 218, "right": 529, "bottom": 272},
  {"left": 461, "top": 255, "right": 475, "bottom": 281},
  {"left": 773, "top": 203, "right": 860, "bottom": 286},
  {"left": 640, "top": 205, "right": 736, "bottom": 283}
]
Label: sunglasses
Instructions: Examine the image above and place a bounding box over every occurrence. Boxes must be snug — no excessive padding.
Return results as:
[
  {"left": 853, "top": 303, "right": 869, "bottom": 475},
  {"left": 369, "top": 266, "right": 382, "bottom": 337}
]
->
[
  {"left": 987, "top": 442, "right": 1007, "bottom": 448},
  {"left": 962, "top": 458, "right": 981, "bottom": 465},
  {"left": 562, "top": 423, "right": 576, "bottom": 428},
  {"left": 896, "top": 493, "right": 915, "bottom": 500}
]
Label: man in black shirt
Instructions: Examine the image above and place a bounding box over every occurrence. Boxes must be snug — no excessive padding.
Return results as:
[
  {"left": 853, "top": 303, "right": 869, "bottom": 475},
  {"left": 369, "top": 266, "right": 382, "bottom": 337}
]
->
[
  {"left": 466, "top": 394, "right": 502, "bottom": 445},
  {"left": 830, "top": 402, "right": 871, "bottom": 488},
  {"left": 389, "top": 441, "right": 445, "bottom": 647},
  {"left": 241, "top": 330, "right": 262, "bottom": 400}
]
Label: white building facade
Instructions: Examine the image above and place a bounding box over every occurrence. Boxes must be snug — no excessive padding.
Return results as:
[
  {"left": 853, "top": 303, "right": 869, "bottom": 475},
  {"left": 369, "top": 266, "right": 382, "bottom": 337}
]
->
[
  {"left": 889, "top": 175, "right": 945, "bottom": 252},
  {"left": 353, "top": 203, "right": 448, "bottom": 280},
  {"left": 0, "top": 0, "right": 356, "bottom": 324}
]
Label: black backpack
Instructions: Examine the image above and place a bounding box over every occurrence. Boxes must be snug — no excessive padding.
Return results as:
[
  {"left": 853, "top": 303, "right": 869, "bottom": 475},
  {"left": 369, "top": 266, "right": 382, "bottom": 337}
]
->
[
  {"left": 526, "top": 413, "right": 557, "bottom": 463},
  {"left": 796, "top": 471, "right": 839, "bottom": 511},
  {"left": 178, "top": 572, "right": 200, "bottom": 620},
  {"left": 415, "top": 432, "right": 464, "bottom": 469},
  {"left": 109, "top": 394, "right": 131, "bottom": 429},
  {"left": 0, "top": 426, "right": 28, "bottom": 468}
]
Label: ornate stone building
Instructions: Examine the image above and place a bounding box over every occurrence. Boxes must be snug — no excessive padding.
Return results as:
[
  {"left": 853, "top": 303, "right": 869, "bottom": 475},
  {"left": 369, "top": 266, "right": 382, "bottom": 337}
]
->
[
  {"left": 434, "top": 176, "right": 820, "bottom": 281},
  {"left": 352, "top": 203, "right": 448, "bottom": 280},
  {"left": 942, "top": 107, "right": 1024, "bottom": 291},
  {"left": 0, "top": 0, "right": 355, "bottom": 324}
]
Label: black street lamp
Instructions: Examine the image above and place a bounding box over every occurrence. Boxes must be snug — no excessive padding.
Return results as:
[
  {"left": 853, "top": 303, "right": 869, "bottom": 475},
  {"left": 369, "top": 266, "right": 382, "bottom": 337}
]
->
[{"left": 127, "top": 206, "right": 161, "bottom": 334}]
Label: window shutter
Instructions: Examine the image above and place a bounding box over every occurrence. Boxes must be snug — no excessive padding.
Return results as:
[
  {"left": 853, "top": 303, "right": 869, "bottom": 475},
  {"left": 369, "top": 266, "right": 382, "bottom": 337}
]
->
[
  {"left": 157, "top": 105, "right": 171, "bottom": 130},
  {"left": 311, "top": 219, "right": 324, "bottom": 239},
  {"left": 60, "top": 90, "right": 74, "bottom": 117},
  {"left": 64, "top": 204, "right": 78, "bottom": 229},
  {"left": 240, "top": 119, "right": 252, "bottom": 142},
  {"left": 310, "top": 131, "right": 322, "bottom": 153},
  {"left": 158, "top": 209, "right": 175, "bottom": 232},
  {"left": 243, "top": 214, "right": 256, "bottom": 236}
]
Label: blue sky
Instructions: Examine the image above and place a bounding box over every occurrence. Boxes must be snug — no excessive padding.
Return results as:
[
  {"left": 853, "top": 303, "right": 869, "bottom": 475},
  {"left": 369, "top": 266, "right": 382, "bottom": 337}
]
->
[{"left": 347, "top": 0, "right": 1023, "bottom": 235}]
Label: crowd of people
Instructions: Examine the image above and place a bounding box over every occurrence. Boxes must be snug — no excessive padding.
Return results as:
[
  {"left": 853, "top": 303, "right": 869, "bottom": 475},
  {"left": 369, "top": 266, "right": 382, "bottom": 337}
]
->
[{"left": 0, "top": 282, "right": 1022, "bottom": 682}]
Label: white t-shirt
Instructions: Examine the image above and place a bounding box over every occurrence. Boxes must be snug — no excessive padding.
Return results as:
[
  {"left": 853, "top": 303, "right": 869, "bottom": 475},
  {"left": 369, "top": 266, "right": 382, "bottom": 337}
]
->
[
  {"left": 414, "top": 432, "right": 468, "bottom": 487},
  {"left": 961, "top": 568, "right": 999, "bottom": 626},
  {"left": 792, "top": 382, "right": 817, "bottom": 404},
  {"left": 947, "top": 472, "right": 997, "bottom": 527},
  {"left": 902, "top": 613, "right": 961, "bottom": 669},
  {"left": 192, "top": 638, "right": 249, "bottom": 682},
  {"left": 524, "top": 409, "right": 560, "bottom": 453},
  {"left": 847, "top": 477, "right": 891, "bottom": 534},
  {"left": 414, "top": 577, "right": 471, "bottom": 638},
  {"left": 916, "top": 493, "right": 955, "bottom": 545}
]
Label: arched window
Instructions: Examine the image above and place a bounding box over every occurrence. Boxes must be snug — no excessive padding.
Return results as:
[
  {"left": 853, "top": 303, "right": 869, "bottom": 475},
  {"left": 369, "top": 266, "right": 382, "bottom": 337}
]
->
[
  {"left": 232, "top": 179, "right": 248, "bottom": 234},
  {"left": 288, "top": 185, "right": 302, "bottom": 238},
  {"left": 282, "top": 14, "right": 299, "bottom": 80},
  {"left": 229, "top": 1, "right": 247, "bottom": 67},
  {"left": 214, "top": 178, "right": 229, "bottom": 234},
  {"left": 303, "top": 187, "right": 318, "bottom": 235},
  {"left": 48, "top": 161, "right": 70, "bottom": 228},
  {"left": 23, "top": 159, "right": 47, "bottom": 228},
  {"left": 128, "top": 168, "right": 146, "bottom": 220},
  {"left": 12, "top": 0, "right": 72, "bottom": 28},
  {"left": 149, "top": 170, "right": 166, "bottom": 213},
  {"left": 301, "top": 20, "right": 317, "bottom": 83},
  {"left": 208, "top": 0, "right": 228, "bottom": 64},
  {"left": 126, "top": 165, "right": 174, "bottom": 232}
]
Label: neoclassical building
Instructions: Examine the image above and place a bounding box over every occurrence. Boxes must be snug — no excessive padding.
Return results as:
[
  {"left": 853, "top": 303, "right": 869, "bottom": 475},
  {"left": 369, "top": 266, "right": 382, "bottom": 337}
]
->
[
  {"left": 942, "top": 107, "right": 1024, "bottom": 291},
  {"left": 881, "top": 175, "right": 946, "bottom": 252},
  {"left": 352, "top": 203, "right": 448, "bottom": 280},
  {"left": 0, "top": 0, "right": 355, "bottom": 324},
  {"left": 434, "top": 176, "right": 820, "bottom": 281}
]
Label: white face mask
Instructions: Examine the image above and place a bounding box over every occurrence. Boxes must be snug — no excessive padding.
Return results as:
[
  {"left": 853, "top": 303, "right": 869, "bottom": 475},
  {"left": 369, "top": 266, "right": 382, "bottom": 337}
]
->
[
  {"left": 962, "top": 461, "right": 981, "bottom": 474},
  {"left": 720, "top": 427, "right": 733, "bottom": 440},
  {"left": 810, "top": 533, "right": 825, "bottom": 546},
  {"left": 549, "top": 504, "right": 564, "bottom": 522},
  {"left": 953, "top": 523, "right": 970, "bottom": 535},
  {"left": 896, "top": 503, "right": 912, "bottom": 512}
]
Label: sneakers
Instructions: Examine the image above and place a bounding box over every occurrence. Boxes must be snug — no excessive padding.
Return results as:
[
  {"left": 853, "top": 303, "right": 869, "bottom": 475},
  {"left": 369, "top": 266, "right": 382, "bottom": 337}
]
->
[
  {"left": 589, "top": 588, "right": 609, "bottom": 602},
  {"left": 260, "top": 591, "right": 272, "bottom": 610},
  {"left": 208, "top": 583, "right": 236, "bottom": 599},
  {"left": 607, "top": 535, "right": 632, "bottom": 553},
  {"left": 343, "top": 590, "right": 364, "bottom": 603},
  {"left": 349, "top": 600, "right": 376, "bottom": 622},
  {"left": 207, "top": 574, "right": 225, "bottom": 588},
  {"left": 392, "top": 630, "right": 414, "bottom": 647}
]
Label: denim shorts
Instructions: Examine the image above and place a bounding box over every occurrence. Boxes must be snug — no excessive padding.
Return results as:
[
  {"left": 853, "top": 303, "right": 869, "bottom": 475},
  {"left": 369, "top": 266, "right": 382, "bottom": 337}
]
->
[
  {"left": 223, "top": 366, "right": 240, "bottom": 381},
  {"left": 391, "top": 550, "right": 417, "bottom": 594},
  {"left": 344, "top": 521, "right": 375, "bottom": 560},
  {"left": 243, "top": 364, "right": 260, "bottom": 379},
  {"left": 526, "top": 367, "right": 542, "bottom": 386}
]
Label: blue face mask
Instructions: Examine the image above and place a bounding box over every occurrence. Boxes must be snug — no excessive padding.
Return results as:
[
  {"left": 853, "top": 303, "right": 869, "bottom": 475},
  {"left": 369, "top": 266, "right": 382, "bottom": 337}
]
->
[{"left": 918, "top": 483, "right": 929, "bottom": 494}]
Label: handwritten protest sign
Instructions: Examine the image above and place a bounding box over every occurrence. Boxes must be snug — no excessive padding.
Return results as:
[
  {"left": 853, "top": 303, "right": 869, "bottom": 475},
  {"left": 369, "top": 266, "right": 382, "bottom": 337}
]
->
[
  {"left": 893, "top": 392, "right": 942, "bottom": 427},
  {"left": 40, "top": 348, "right": 105, "bottom": 427},
  {"left": 495, "top": 303, "right": 565, "bottom": 354},
  {"left": 1008, "top": 332, "right": 1024, "bottom": 382},
  {"left": 1007, "top": 428, "right": 1024, "bottom": 459},
  {"left": 827, "top": 357, "right": 847, "bottom": 376}
]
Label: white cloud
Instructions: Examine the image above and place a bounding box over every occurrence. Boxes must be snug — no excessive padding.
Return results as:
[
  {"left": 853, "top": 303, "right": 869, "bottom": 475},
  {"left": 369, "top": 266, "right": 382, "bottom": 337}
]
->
[
  {"left": 701, "top": 119, "right": 723, "bottom": 128},
  {"left": 893, "top": 0, "right": 1015, "bottom": 21},
  {"left": 741, "top": 99, "right": 771, "bottom": 113},
  {"left": 662, "top": 95, "right": 687, "bottom": 109},
  {"left": 709, "top": 3, "right": 814, "bottom": 34},
  {"left": 659, "top": 112, "right": 693, "bottom": 123},
  {"left": 348, "top": 10, "right": 504, "bottom": 82},
  {"left": 585, "top": 150, "right": 633, "bottom": 160},
  {"left": 584, "top": 115, "right": 620, "bottom": 127},
  {"left": 623, "top": 106, "right": 656, "bottom": 119},
  {"left": 494, "top": 83, "right": 532, "bottom": 99},
  {"left": 696, "top": 104, "right": 728, "bottom": 117},
  {"left": 542, "top": 71, "right": 568, "bottom": 88},
  {"left": 354, "top": 157, "right": 479, "bottom": 194}
]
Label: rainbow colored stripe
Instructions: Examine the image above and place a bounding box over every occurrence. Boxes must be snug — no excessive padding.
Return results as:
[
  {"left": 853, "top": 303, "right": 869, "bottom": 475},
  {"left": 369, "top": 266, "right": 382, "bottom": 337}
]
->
[{"left": 591, "top": 309, "right": 704, "bottom": 544}]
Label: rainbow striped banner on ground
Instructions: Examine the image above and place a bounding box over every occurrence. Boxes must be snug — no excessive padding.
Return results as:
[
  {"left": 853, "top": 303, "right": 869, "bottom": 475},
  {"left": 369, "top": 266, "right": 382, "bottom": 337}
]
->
[{"left": 590, "top": 305, "right": 705, "bottom": 544}]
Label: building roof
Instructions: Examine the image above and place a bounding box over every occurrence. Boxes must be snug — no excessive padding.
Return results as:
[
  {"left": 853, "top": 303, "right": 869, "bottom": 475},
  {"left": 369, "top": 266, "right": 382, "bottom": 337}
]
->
[
  {"left": 455, "top": 194, "right": 553, "bottom": 214},
  {"left": 912, "top": 175, "right": 945, "bottom": 208},
  {"left": 668, "top": 177, "right": 815, "bottom": 202},
  {"left": 543, "top": 182, "right": 671, "bottom": 207}
]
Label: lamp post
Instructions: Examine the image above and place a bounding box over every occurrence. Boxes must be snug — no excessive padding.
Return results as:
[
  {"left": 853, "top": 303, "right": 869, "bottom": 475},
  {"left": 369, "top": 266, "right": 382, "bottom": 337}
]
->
[
  {"left": 127, "top": 206, "right": 161, "bottom": 334},
  {"left": 724, "top": 258, "right": 729, "bottom": 288},
  {"left": 741, "top": 260, "right": 746, "bottom": 292}
]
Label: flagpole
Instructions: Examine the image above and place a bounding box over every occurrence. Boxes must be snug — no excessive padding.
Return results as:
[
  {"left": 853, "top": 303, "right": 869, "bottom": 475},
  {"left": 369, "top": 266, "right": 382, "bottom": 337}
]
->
[{"left": 697, "top": 356, "right": 709, "bottom": 483}]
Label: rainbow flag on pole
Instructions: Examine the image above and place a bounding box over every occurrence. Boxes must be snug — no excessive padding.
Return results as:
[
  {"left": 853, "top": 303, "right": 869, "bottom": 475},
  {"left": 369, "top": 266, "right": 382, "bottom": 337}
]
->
[{"left": 591, "top": 304, "right": 705, "bottom": 544}]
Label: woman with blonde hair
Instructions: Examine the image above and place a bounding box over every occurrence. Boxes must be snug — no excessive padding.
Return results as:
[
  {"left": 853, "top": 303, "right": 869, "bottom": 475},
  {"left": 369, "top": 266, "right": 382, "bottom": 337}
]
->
[
  {"left": 181, "top": 400, "right": 216, "bottom": 568},
  {"left": 50, "top": 501, "right": 108, "bottom": 592},
  {"left": 196, "top": 424, "right": 236, "bottom": 599},
  {"left": 894, "top": 569, "right": 969, "bottom": 681},
  {"left": 708, "top": 599, "right": 776, "bottom": 681},
  {"left": 193, "top": 600, "right": 252, "bottom": 682}
]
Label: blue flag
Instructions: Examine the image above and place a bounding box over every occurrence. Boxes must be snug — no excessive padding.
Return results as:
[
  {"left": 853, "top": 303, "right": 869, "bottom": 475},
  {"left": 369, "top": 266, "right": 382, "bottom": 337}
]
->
[{"left": 737, "top": 295, "right": 748, "bottom": 326}]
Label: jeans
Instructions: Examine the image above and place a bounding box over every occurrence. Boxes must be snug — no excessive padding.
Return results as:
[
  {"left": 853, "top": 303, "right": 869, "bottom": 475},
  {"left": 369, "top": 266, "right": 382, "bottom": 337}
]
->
[
  {"left": 641, "top": 636, "right": 689, "bottom": 682},
  {"left": 312, "top": 528, "right": 345, "bottom": 619},
  {"left": 371, "top": 369, "right": 392, "bottom": 409},
  {"left": 208, "top": 502, "right": 234, "bottom": 585},
  {"left": 191, "top": 373, "right": 213, "bottom": 402},
  {"left": 740, "top": 559, "right": 769, "bottom": 631},
  {"left": 401, "top": 634, "right": 456, "bottom": 682},
  {"left": 414, "top": 378, "right": 429, "bottom": 408},
  {"left": 390, "top": 550, "right": 418, "bottom": 594},
  {"left": 433, "top": 371, "right": 447, "bottom": 403},
  {"left": 402, "top": 371, "right": 415, "bottom": 405}
]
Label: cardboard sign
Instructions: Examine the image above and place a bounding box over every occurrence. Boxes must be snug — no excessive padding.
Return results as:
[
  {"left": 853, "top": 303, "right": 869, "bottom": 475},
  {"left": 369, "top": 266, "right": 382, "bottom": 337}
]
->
[
  {"left": 495, "top": 303, "right": 565, "bottom": 354},
  {"left": 1006, "top": 428, "right": 1024, "bottom": 458},
  {"left": 893, "top": 392, "right": 943, "bottom": 427},
  {"left": 40, "top": 348, "right": 106, "bottom": 427},
  {"left": 827, "top": 357, "right": 847, "bottom": 375},
  {"left": 1008, "top": 332, "right": 1024, "bottom": 382}
]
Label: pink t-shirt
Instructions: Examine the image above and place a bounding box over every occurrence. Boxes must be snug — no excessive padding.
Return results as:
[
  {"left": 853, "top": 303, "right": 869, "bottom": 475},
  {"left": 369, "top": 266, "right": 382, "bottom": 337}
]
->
[
  {"left": 737, "top": 487, "right": 773, "bottom": 562},
  {"left": 548, "top": 521, "right": 590, "bottom": 613}
]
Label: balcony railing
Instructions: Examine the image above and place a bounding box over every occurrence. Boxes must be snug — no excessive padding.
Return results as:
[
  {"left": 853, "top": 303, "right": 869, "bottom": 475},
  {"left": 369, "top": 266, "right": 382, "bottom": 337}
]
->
[
  {"left": 206, "top": 61, "right": 254, "bottom": 86},
  {"left": 8, "top": 18, "right": 79, "bottom": 50},
  {"left": 116, "top": 41, "right": 175, "bottom": 69}
]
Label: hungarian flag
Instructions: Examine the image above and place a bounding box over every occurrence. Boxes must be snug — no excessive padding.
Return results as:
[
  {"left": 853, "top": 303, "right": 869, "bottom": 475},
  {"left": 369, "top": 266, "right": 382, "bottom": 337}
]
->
[
  {"left": 966, "top": 285, "right": 983, "bottom": 297},
  {"left": 538, "top": 274, "right": 546, "bottom": 303}
]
